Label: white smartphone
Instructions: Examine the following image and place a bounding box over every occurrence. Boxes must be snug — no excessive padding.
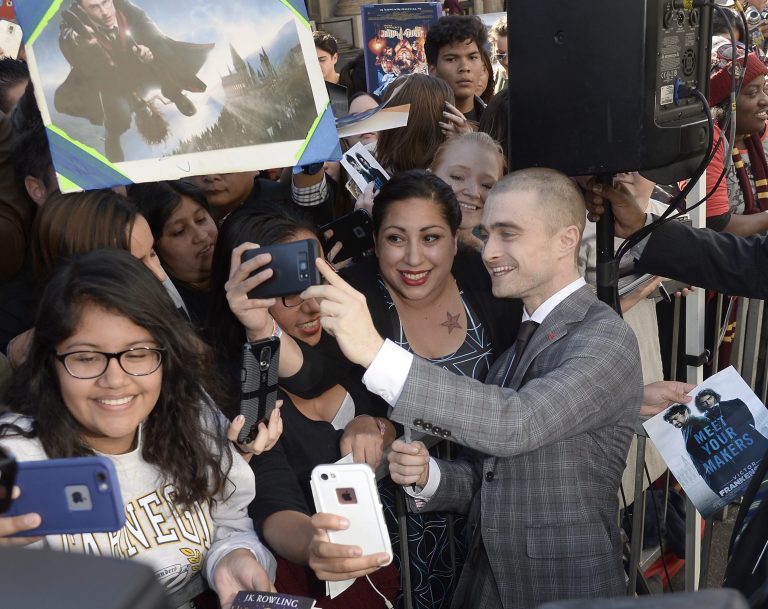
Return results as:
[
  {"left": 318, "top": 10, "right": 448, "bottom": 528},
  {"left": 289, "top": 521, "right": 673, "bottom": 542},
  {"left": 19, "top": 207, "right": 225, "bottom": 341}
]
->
[
  {"left": 0, "top": 20, "right": 21, "bottom": 59},
  {"left": 310, "top": 463, "right": 393, "bottom": 564}
]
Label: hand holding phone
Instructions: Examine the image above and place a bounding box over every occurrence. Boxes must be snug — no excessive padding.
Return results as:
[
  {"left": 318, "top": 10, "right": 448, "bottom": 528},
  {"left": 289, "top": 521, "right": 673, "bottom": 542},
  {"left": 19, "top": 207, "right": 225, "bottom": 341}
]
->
[
  {"left": 321, "top": 209, "right": 374, "bottom": 265},
  {"left": 308, "top": 512, "right": 390, "bottom": 581},
  {"left": 244, "top": 239, "right": 322, "bottom": 300},
  {"left": 310, "top": 464, "right": 392, "bottom": 567},
  {"left": 4, "top": 456, "right": 125, "bottom": 537},
  {"left": 0, "top": 446, "right": 17, "bottom": 513}
]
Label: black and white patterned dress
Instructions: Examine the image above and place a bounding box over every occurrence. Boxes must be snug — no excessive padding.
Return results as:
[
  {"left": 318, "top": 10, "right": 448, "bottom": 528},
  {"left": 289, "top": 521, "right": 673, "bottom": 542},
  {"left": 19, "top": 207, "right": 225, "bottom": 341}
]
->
[{"left": 378, "top": 279, "right": 492, "bottom": 609}]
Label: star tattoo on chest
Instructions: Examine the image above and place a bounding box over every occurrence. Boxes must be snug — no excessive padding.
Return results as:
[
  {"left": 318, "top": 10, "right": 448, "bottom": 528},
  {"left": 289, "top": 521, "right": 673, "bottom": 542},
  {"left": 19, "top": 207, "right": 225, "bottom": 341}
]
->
[{"left": 441, "top": 311, "right": 462, "bottom": 333}]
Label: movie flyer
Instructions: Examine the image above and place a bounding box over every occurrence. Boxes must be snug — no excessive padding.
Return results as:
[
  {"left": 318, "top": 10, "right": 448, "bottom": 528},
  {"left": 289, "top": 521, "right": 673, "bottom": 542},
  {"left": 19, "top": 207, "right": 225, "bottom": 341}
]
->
[
  {"left": 361, "top": 2, "right": 441, "bottom": 96},
  {"left": 14, "top": 0, "right": 337, "bottom": 192},
  {"left": 644, "top": 366, "right": 768, "bottom": 517}
]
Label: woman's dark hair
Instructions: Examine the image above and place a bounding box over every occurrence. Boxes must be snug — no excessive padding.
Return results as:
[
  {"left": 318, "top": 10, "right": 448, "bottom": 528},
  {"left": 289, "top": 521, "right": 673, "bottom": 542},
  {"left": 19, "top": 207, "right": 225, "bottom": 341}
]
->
[
  {"left": 478, "top": 48, "right": 494, "bottom": 104},
  {"left": 2, "top": 249, "right": 232, "bottom": 507},
  {"left": 479, "top": 88, "right": 510, "bottom": 166},
  {"left": 128, "top": 180, "right": 209, "bottom": 242},
  {"left": 31, "top": 190, "right": 139, "bottom": 281},
  {"left": 372, "top": 170, "right": 461, "bottom": 235},
  {"left": 207, "top": 204, "right": 318, "bottom": 406}
]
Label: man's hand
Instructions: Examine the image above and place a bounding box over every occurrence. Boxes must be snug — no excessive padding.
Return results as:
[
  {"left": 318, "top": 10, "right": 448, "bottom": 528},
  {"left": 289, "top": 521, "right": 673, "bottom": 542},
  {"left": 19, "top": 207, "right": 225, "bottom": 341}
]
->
[
  {"left": 388, "top": 440, "right": 429, "bottom": 488},
  {"left": 641, "top": 380, "right": 696, "bottom": 417},
  {"left": 301, "top": 259, "right": 384, "bottom": 367},
  {"left": 308, "top": 513, "right": 389, "bottom": 581},
  {"left": 585, "top": 179, "right": 647, "bottom": 238},
  {"left": 227, "top": 404, "right": 283, "bottom": 462},
  {"left": 133, "top": 44, "right": 154, "bottom": 63},
  {"left": 213, "top": 548, "right": 275, "bottom": 609},
  {"left": 224, "top": 243, "right": 276, "bottom": 342},
  {"left": 339, "top": 415, "right": 385, "bottom": 469}
]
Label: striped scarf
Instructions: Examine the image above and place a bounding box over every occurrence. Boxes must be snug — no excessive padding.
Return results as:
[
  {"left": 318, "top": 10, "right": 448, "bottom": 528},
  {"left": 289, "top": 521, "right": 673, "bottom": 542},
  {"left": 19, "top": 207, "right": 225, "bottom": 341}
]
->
[{"left": 732, "top": 132, "right": 768, "bottom": 214}]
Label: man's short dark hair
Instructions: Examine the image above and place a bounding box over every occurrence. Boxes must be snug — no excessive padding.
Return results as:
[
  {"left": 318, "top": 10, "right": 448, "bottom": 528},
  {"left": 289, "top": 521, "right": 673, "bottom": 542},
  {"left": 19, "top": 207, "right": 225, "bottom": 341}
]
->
[
  {"left": 13, "top": 120, "right": 54, "bottom": 194},
  {"left": 12, "top": 81, "right": 53, "bottom": 194},
  {"left": 313, "top": 31, "right": 339, "bottom": 56},
  {"left": 0, "top": 58, "right": 29, "bottom": 114},
  {"left": 663, "top": 403, "right": 690, "bottom": 422},
  {"left": 425, "top": 15, "right": 488, "bottom": 66},
  {"left": 695, "top": 388, "right": 721, "bottom": 410}
]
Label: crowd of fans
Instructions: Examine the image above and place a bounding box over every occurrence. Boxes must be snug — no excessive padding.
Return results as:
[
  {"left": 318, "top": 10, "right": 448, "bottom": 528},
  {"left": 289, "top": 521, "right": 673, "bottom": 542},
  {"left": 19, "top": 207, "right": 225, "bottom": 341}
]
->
[{"left": 1, "top": 3, "right": 768, "bottom": 609}]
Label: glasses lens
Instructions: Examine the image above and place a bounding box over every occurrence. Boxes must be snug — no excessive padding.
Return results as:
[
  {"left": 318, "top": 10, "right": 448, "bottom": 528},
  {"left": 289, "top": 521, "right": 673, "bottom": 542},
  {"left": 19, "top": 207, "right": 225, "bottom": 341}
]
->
[
  {"left": 282, "top": 294, "right": 303, "bottom": 307},
  {"left": 65, "top": 352, "right": 108, "bottom": 379},
  {"left": 119, "top": 348, "right": 162, "bottom": 376},
  {"left": 494, "top": 53, "right": 507, "bottom": 61}
]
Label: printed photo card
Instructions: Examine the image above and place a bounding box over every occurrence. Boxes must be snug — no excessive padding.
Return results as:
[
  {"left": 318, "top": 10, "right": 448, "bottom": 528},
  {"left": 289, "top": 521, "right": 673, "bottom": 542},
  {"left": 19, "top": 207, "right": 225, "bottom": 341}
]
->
[{"left": 644, "top": 366, "right": 768, "bottom": 517}]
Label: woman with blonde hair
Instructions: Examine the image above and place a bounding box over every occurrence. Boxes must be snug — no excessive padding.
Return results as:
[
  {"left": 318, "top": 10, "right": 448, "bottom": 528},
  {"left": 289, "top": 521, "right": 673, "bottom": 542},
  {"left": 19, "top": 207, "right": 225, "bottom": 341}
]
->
[{"left": 429, "top": 131, "right": 505, "bottom": 249}]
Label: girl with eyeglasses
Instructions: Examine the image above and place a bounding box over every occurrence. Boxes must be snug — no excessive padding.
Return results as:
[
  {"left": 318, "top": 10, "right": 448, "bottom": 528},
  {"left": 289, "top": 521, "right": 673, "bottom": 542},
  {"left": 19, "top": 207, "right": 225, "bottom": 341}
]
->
[{"left": 0, "top": 249, "right": 278, "bottom": 609}]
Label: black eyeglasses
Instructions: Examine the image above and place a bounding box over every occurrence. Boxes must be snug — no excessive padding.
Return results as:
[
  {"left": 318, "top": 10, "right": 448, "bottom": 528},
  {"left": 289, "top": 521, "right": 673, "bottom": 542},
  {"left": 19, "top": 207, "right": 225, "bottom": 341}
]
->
[
  {"left": 281, "top": 294, "right": 304, "bottom": 308},
  {"left": 493, "top": 52, "right": 508, "bottom": 62},
  {"left": 56, "top": 348, "right": 164, "bottom": 379}
]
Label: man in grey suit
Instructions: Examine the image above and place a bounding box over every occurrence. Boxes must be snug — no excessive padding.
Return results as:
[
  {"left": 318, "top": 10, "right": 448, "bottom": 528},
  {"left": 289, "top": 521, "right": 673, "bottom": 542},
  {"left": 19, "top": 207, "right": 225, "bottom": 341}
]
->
[{"left": 300, "top": 168, "right": 644, "bottom": 608}]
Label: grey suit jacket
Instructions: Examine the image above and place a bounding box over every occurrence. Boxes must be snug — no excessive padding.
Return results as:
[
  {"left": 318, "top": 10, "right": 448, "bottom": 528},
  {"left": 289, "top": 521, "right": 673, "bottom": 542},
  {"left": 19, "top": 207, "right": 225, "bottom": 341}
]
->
[{"left": 388, "top": 285, "right": 643, "bottom": 609}]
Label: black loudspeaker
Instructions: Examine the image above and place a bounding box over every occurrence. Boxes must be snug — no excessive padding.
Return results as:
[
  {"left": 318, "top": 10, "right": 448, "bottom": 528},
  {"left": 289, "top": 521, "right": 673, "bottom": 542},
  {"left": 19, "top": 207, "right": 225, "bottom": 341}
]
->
[
  {"left": 0, "top": 547, "right": 172, "bottom": 609},
  {"left": 507, "top": 0, "right": 712, "bottom": 183}
]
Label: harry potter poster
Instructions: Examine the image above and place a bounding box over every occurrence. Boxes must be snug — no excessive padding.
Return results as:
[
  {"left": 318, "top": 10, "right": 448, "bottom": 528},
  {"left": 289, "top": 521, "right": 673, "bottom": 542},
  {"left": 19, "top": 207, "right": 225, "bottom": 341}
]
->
[
  {"left": 644, "top": 367, "right": 768, "bottom": 517},
  {"left": 14, "top": 0, "right": 336, "bottom": 192},
  {"left": 361, "top": 2, "right": 441, "bottom": 96}
]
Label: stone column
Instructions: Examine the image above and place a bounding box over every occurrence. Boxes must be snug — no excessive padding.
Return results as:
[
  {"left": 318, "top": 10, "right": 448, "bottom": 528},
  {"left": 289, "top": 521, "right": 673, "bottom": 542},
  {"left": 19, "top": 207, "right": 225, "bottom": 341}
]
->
[
  {"left": 482, "top": 0, "right": 505, "bottom": 13},
  {"left": 335, "top": 0, "right": 368, "bottom": 17}
]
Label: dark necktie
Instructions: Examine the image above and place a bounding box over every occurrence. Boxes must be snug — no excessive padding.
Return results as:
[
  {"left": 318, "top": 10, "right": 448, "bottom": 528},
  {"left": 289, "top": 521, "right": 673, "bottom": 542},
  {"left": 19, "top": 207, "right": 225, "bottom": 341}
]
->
[
  {"left": 502, "top": 320, "right": 540, "bottom": 386},
  {"left": 102, "top": 27, "right": 118, "bottom": 43}
]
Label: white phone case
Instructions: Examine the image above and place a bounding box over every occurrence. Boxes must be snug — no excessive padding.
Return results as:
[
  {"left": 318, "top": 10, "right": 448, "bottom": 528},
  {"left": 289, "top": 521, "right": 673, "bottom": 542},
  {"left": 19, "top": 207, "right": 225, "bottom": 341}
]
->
[
  {"left": 0, "top": 20, "right": 21, "bottom": 59},
  {"left": 310, "top": 463, "right": 393, "bottom": 564}
]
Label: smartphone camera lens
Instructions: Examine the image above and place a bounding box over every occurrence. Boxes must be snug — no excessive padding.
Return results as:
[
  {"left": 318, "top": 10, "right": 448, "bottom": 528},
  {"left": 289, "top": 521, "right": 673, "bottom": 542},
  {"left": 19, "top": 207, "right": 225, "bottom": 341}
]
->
[
  {"left": 96, "top": 471, "right": 109, "bottom": 492},
  {"left": 321, "top": 473, "right": 328, "bottom": 481}
]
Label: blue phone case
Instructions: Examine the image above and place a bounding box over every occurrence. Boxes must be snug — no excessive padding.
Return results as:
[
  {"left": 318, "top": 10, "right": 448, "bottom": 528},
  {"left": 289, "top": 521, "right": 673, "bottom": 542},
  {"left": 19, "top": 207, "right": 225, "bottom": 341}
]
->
[{"left": 6, "top": 456, "right": 125, "bottom": 536}]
